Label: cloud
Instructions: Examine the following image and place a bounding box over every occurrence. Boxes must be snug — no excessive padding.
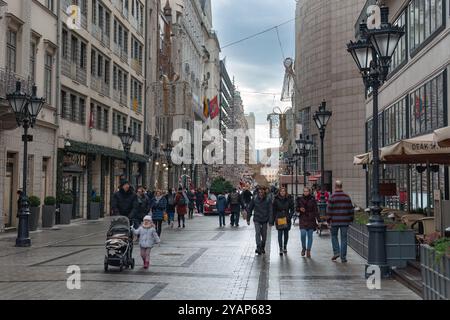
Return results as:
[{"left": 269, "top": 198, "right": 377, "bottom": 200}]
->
[{"left": 212, "top": 0, "right": 296, "bottom": 125}]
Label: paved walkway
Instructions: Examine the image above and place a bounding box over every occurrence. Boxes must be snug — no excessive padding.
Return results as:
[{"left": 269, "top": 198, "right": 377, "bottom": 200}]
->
[{"left": 0, "top": 215, "right": 420, "bottom": 300}]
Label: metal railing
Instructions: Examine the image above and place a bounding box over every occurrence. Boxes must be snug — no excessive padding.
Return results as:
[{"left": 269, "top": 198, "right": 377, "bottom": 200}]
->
[
  {"left": 91, "top": 24, "right": 110, "bottom": 48},
  {"left": 0, "top": 68, "right": 33, "bottom": 99},
  {"left": 131, "top": 59, "right": 142, "bottom": 75},
  {"left": 113, "top": 89, "right": 127, "bottom": 106}
]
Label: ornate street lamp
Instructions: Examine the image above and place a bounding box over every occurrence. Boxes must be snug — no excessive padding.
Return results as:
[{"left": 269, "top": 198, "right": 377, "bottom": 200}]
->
[
  {"left": 293, "top": 149, "right": 301, "bottom": 199},
  {"left": 163, "top": 143, "right": 173, "bottom": 189},
  {"left": 313, "top": 101, "right": 332, "bottom": 215},
  {"left": 347, "top": 5, "right": 404, "bottom": 274},
  {"left": 7, "top": 82, "right": 45, "bottom": 247},
  {"left": 296, "top": 134, "right": 314, "bottom": 187},
  {"left": 119, "top": 127, "right": 135, "bottom": 181}
]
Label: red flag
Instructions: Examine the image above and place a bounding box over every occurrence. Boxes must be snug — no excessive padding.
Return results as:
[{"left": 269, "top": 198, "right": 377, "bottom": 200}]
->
[
  {"left": 209, "top": 96, "right": 219, "bottom": 120},
  {"left": 89, "top": 108, "right": 94, "bottom": 129}
]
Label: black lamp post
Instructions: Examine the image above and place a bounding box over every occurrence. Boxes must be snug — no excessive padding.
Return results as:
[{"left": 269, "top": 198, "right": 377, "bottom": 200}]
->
[
  {"left": 293, "top": 150, "right": 302, "bottom": 199},
  {"left": 163, "top": 143, "right": 173, "bottom": 189},
  {"left": 296, "top": 134, "right": 313, "bottom": 187},
  {"left": 119, "top": 127, "right": 135, "bottom": 182},
  {"left": 7, "top": 82, "right": 45, "bottom": 247},
  {"left": 313, "top": 101, "right": 332, "bottom": 215},
  {"left": 347, "top": 6, "right": 404, "bottom": 274}
]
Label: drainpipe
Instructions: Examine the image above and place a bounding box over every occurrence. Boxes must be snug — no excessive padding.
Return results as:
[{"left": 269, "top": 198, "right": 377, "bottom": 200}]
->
[{"left": 53, "top": 0, "right": 61, "bottom": 201}]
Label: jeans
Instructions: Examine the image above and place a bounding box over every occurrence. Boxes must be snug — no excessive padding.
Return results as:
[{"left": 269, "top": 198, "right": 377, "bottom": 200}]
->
[
  {"left": 254, "top": 222, "right": 268, "bottom": 252},
  {"left": 154, "top": 220, "right": 163, "bottom": 237},
  {"left": 219, "top": 211, "right": 226, "bottom": 227},
  {"left": 196, "top": 202, "right": 204, "bottom": 214},
  {"left": 331, "top": 226, "right": 349, "bottom": 260},
  {"left": 167, "top": 212, "right": 175, "bottom": 225},
  {"left": 230, "top": 211, "right": 240, "bottom": 226},
  {"left": 178, "top": 214, "right": 185, "bottom": 227},
  {"left": 300, "top": 229, "right": 314, "bottom": 250},
  {"left": 278, "top": 229, "right": 289, "bottom": 249},
  {"left": 188, "top": 207, "right": 194, "bottom": 219}
]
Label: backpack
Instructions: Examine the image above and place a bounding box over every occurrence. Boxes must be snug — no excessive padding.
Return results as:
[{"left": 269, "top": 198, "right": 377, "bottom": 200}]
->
[
  {"left": 230, "top": 193, "right": 240, "bottom": 205},
  {"left": 177, "top": 194, "right": 187, "bottom": 206},
  {"left": 167, "top": 194, "right": 175, "bottom": 206}
]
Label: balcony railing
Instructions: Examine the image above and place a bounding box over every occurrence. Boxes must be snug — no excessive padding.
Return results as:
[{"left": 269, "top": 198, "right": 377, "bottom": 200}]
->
[
  {"left": 113, "top": 89, "right": 127, "bottom": 106},
  {"left": 120, "top": 50, "right": 129, "bottom": 64},
  {"left": 91, "top": 24, "right": 110, "bottom": 48},
  {"left": 0, "top": 68, "right": 33, "bottom": 100},
  {"left": 131, "top": 59, "right": 142, "bottom": 75},
  {"left": 61, "top": 58, "right": 87, "bottom": 85}
]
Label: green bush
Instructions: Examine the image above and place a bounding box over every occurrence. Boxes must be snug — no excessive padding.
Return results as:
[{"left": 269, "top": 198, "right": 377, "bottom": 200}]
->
[
  {"left": 44, "top": 196, "right": 56, "bottom": 206},
  {"left": 432, "top": 237, "right": 450, "bottom": 263},
  {"left": 91, "top": 196, "right": 101, "bottom": 203},
  {"left": 28, "top": 196, "right": 41, "bottom": 207},
  {"left": 58, "top": 194, "right": 73, "bottom": 204},
  {"left": 210, "top": 177, "right": 234, "bottom": 194}
]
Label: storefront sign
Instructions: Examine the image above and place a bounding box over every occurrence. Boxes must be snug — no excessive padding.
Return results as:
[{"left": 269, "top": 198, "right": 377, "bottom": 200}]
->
[{"left": 63, "top": 153, "right": 86, "bottom": 168}]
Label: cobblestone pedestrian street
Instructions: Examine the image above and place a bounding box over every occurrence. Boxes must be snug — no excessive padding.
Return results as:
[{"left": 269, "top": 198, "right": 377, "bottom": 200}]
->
[{"left": 0, "top": 215, "right": 420, "bottom": 300}]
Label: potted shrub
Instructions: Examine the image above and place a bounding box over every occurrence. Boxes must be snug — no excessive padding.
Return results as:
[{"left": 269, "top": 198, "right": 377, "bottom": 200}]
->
[
  {"left": 421, "top": 235, "right": 450, "bottom": 300},
  {"left": 28, "top": 196, "right": 41, "bottom": 231},
  {"left": 89, "top": 196, "right": 101, "bottom": 220},
  {"left": 42, "top": 196, "right": 56, "bottom": 228},
  {"left": 349, "top": 211, "right": 416, "bottom": 267},
  {"left": 58, "top": 194, "right": 73, "bottom": 225}
]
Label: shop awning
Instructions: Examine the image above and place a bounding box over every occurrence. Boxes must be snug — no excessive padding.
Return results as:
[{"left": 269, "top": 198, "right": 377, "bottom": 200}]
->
[
  {"left": 380, "top": 134, "right": 450, "bottom": 165},
  {"left": 434, "top": 126, "right": 450, "bottom": 148},
  {"left": 65, "top": 140, "right": 149, "bottom": 163},
  {"left": 353, "top": 152, "right": 372, "bottom": 165}
]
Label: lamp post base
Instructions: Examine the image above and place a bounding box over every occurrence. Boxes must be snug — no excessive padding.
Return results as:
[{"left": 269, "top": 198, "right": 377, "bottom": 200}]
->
[{"left": 16, "top": 237, "right": 31, "bottom": 247}]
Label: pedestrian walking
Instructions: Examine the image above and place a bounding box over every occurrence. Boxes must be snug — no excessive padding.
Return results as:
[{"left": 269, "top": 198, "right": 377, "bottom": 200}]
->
[
  {"left": 216, "top": 192, "right": 228, "bottom": 228},
  {"left": 246, "top": 187, "right": 273, "bottom": 255},
  {"left": 131, "top": 186, "right": 151, "bottom": 229},
  {"left": 241, "top": 187, "right": 253, "bottom": 210},
  {"left": 195, "top": 188, "right": 204, "bottom": 214},
  {"left": 165, "top": 189, "right": 176, "bottom": 228},
  {"left": 149, "top": 190, "right": 167, "bottom": 237},
  {"left": 327, "top": 180, "right": 355, "bottom": 263},
  {"left": 132, "top": 216, "right": 160, "bottom": 269},
  {"left": 297, "top": 187, "right": 319, "bottom": 258},
  {"left": 187, "top": 189, "right": 196, "bottom": 219},
  {"left": 111, "top": 179, "right": 137, "bottom": 218},
  {"left": 175, "top": 187, "right": 188, "bottom": 228},
  {"left": 228, "top": 188, "right": 242, "bottom": 227},
  {"left": 271, "top": 187, "right": 294, "bottom": 256}
]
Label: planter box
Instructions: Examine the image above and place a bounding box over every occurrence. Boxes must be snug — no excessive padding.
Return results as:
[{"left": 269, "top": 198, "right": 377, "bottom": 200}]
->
[
  {"left": 59, "top": 204, "right": 72, "bottom": 225},
  {"left": 348, "top": 224, "right": 416, "bottom": 268},
  {"left": 386, "top": 230, "right": 416, "bottom": 268},
  {"left": 42, "top": 205, "right": 55, "bottom": 228},
  {"left": 89, "top": 203, "right": 100, "bottom": 220},
  {"left": 420, "top": 244, "right": 450, "bottom": 300},
  {"left": 28, "top": 207, "right": 40, "bottom": 231},
  {"left": 348, "top": 224, "right": 369, "bottom": 260}
]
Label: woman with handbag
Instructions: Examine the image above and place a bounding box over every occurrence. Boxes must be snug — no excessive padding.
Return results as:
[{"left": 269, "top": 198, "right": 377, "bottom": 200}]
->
[
  {"left": 297, "top": 187, "right": 319, "bottom": 258},
  {"left": 271, "top": 187, "right": 295, "bottom": 256}
]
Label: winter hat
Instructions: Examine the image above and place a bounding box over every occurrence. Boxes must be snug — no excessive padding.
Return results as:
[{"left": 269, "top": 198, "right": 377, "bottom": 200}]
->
[
  {"left": 120, "top": 179, "right": 130, "bottom": 188},
  {"left": 143, "top": 215, "right": 152, "bottom": 222}
]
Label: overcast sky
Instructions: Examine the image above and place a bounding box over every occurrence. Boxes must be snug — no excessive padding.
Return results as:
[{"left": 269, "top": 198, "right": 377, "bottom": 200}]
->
[{"left": 211, "top": 0, "right": 296, "bottom": 149}]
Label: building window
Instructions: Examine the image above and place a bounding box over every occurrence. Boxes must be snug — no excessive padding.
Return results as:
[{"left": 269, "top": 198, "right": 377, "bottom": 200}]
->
[
  {"left": 113, "top": 112, "right": 127, "bottom": 135},
  {"left": 44, "top": 53, "right": 53, "bottom": 105},
  {"left": 298, "top": 107, "right": 311, "bottom": 137},
  {"left": 366, "top": 113, "right": 384, "bottom": 150},
  {"left": 130, "top": 77, "right": 142, "bottom": 113},
  {"left": 408, "top": 0, "right": 444, "bottom": 54},
  {"left": 61, "top": 89, "right": 86, "bottom": 125},
  {"left": 383, "top": 98, "right": 407, "bottom": 146},
  {"left": 390, "top": 11, "right": 407, "bottom": 72},
  {"left": 62, "top": 29, "right": 69, "bottom": 59},
  {"left": 409, "top": 71, "right": 446, "bottom": 137},
  {"left": 131, "top": 118, "right": 142, "bottom": 142},
  {"left": 30, "top": 42, "right": 36, "bottom": 83},
  {"left": 46, "top": 0, "right": 54, "bottom": 12},
  {"left": 6, "top": 29, "right": 17, "bottom": 72}
]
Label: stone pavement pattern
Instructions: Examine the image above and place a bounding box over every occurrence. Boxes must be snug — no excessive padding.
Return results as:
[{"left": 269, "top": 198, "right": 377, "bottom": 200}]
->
[{"left": 0, "top": 215, "right": 420, "bottom": 300}]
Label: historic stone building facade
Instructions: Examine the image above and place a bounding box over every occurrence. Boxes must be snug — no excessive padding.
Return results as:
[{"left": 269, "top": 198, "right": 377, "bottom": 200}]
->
[{"left": 294, "top": 0, "right": 367, "bottom": 206}]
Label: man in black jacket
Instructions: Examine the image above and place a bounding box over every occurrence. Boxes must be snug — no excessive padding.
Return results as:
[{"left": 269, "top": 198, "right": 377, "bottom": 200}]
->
[
  {"left": 111, "top": 179, "right": 137, "bottom": 218},
  {"left": 246, "top": 187, "right": 273, "bottom": 255},
  {"left": 228, "top": 188, "right": 242, "bottom": 227}
]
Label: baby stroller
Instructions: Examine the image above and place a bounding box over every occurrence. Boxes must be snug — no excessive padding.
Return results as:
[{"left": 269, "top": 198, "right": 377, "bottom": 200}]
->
[{"left": 104, "top": 216, "right": 135, "bottom": 272}]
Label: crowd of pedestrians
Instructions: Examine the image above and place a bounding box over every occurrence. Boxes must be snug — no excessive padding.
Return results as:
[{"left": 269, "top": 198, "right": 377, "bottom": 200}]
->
[{"left": 111, "top": 178, "right": 355, "bottom": 269}]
